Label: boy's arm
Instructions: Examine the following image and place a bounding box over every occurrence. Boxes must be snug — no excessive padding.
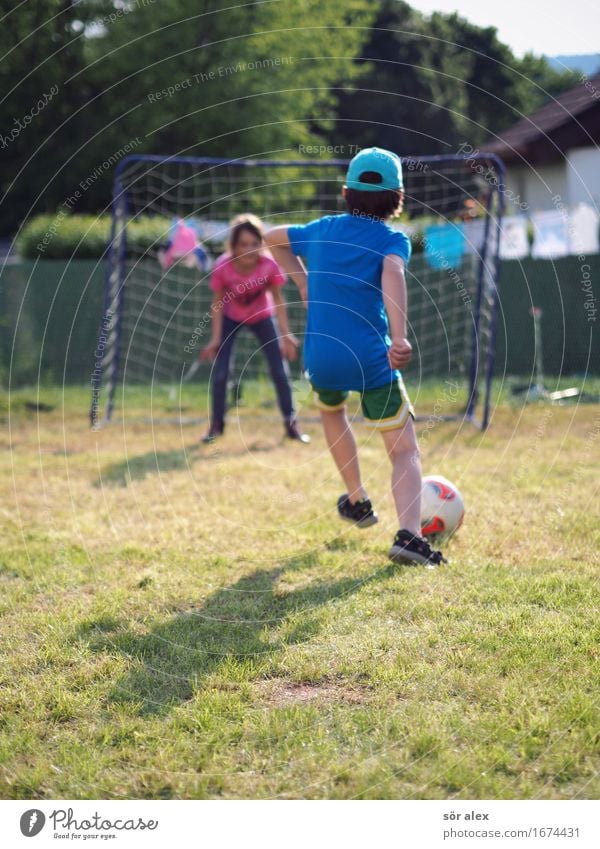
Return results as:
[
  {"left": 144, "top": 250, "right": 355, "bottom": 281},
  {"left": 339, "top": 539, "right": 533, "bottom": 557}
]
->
[
  {"left": 381, "top": 254, "right": 412, "bottom": 369},
  {"left": 263, "top": 226, "right": 308, "bottom": 305},
  {"left": 271, "top": 286, "right": 299, "bottom": 361}
]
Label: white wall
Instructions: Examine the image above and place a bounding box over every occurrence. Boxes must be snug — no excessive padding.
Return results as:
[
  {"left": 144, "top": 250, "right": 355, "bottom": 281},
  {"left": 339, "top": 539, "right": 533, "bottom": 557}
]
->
[
  {"left": 565, "top": 147, "right": 600, "bottom": 209},
  {"left": 503, "top": 163, "right": 568, "bottom": 213},
  {"left": 502, "top": 149, "right": 600, "bottom": 213}
]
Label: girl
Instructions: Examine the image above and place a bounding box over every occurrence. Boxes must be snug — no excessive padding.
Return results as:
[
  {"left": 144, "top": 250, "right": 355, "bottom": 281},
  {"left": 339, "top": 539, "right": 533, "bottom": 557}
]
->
[{"left": 200, "top": 214, "right": 309, "bottom": 444}]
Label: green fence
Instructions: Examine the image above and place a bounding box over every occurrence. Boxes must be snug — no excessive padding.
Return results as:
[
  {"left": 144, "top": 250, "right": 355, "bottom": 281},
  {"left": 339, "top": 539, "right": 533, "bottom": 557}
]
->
[
  {"left": 1, "top": 255, "right": 598, "bottom": 389},
  {"left": 495, "top": 254, "right": 598, "bottom": 378},
  {"left": 0, "top": 260, "right": 104, "bottom": 386}
]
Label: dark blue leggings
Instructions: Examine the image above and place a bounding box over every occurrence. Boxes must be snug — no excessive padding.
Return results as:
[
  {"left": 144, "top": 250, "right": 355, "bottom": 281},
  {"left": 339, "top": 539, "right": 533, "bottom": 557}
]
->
[{"left": 211, "top": 315, "right": 295, "bottom": 428}]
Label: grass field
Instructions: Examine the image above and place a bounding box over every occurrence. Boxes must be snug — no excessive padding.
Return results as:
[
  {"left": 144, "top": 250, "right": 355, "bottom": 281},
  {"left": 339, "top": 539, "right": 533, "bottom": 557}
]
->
[{"left": 1, "top": 383, "right": 599, "bottom": 800}]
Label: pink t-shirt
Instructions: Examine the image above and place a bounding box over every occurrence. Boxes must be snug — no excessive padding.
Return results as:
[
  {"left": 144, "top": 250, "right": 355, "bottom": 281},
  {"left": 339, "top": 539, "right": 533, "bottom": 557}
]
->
[{"left": 209, "top": 253, "right": 286, "bottom": 324}]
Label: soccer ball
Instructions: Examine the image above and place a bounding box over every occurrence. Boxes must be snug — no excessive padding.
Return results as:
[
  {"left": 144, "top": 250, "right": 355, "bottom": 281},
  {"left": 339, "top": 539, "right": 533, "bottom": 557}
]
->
[{"left": 421, "top": 475, "right": 464, "bottom": 539}]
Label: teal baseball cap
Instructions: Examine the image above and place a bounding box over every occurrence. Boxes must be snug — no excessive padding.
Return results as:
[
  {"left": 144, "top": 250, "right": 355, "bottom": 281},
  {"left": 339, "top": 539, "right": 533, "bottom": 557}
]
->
[{"left": 345, "top": 147, "right": 403, "bottom": 192}]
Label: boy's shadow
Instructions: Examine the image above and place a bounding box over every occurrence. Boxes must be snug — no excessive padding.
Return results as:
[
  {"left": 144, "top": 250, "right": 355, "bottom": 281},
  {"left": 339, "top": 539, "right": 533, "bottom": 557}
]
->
[{"left": 78, "top": 555, "right": 400, "bottom": 715}]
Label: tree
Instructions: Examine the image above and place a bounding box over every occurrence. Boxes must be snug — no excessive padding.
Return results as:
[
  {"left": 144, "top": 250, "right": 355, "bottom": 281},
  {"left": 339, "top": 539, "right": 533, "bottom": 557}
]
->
[
  {"left": 1, "top": 1, "right": 578, "bottom": 235},
  {"left": 0, "top": 0, "right": 114, "bottom": 233},
  {"left": 332, "top": 1, "right": 579, "bottom": 156},
  {"left": 0, "top": 0, "right": 376, "bottom": 233}
]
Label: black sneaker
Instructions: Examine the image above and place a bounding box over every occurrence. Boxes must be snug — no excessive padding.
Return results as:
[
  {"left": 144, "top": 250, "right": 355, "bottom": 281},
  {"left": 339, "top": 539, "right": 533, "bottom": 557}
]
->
[
  {"left": 388, "top": 529, "right": 448, "bottom": 566},
  {"left": 201, "top": 422, "right": 224, "bottom": 444},
  {"left": 337, "top": 494, "right": 378, "bottom": 528},
  {"left": 285, "top": 420, "right": 311, "bottom": 444}
]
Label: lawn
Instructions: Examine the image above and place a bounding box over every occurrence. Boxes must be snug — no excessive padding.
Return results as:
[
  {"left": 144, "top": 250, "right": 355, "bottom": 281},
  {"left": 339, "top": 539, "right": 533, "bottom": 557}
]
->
[{"left": 1, "top": 384, "right": 599, "bottom": 799}]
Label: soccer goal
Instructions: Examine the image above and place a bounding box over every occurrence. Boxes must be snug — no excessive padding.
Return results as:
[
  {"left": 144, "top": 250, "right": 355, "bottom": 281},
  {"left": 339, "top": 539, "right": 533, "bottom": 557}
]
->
[{"left": 90, "top": 153, "right": 505, "bottom": 430}]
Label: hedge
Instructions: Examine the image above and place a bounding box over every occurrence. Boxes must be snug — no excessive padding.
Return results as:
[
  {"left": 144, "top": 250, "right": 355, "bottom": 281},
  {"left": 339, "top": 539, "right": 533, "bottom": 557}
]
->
[
  {"left": 20, "top": 210, "right": 529, "bottom": 263},
  {"left": 17, "top": 214, "right": 172, "bottom": 260}
]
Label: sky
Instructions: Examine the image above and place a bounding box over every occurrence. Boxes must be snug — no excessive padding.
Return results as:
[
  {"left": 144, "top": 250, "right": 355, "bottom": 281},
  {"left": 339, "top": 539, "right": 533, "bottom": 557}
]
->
[{"left": 408, "top": 0, "right": 600, "bottom": 58}]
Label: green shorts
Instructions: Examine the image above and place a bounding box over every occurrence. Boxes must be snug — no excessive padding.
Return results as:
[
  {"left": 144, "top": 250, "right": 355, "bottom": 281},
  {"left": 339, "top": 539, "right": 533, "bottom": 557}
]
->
[{"left": 312, "top": 377, "right": 415, "bottom": 432}]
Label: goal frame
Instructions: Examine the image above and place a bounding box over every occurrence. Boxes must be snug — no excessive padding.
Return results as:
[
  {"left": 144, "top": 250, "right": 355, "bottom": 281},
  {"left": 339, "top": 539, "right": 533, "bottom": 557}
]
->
[{"left": 91, "top": 153, "right": 505, "bottom": 430}]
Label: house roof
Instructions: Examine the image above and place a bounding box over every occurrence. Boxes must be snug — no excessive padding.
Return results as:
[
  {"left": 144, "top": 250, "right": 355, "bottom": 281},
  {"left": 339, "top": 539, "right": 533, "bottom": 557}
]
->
[{"left": 483, "top": 72, "right": 600, "bottom": 163}]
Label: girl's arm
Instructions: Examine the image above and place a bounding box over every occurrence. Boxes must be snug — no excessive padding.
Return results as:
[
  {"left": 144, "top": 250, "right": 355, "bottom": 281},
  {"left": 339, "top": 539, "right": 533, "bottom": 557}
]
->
[
  {"left": 200, "top": 289, "right": 224, "bottom": 361},
  {"left": 271, "top": 286, "right": 299, "bottom": 362},
  {"left": 263, "top": 227, "right": 308, "bottom": 305},
  {"left": 381, "top": 254, "right": 412, "bottom": 369}
]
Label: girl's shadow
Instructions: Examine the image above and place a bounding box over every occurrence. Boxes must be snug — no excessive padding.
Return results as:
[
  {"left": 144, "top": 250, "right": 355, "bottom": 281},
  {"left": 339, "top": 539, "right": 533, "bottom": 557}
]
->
[
  {"left": 93, "top": 441, "right": 279, "bottom": 487},
  {"left": 93, "top": 448, "right": 195, "bottom": 487}
]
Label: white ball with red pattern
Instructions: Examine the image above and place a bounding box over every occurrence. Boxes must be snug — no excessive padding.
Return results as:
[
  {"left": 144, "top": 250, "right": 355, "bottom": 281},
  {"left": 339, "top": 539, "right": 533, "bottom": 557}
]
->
[{"left": 420, "top": 475, "right": 464, "bottom": 539}]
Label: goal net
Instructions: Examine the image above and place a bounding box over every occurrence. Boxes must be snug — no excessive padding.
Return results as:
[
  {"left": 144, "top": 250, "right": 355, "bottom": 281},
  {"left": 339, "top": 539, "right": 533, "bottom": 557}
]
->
[{"left": 90, "top": 154, "right": 504, "bottom": 430}]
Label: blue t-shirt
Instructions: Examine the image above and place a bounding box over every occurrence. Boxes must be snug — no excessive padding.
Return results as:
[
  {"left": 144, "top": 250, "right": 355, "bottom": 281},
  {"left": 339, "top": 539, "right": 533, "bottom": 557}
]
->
[{"left": 288, "top": 213, "right": 411, "bottom": 391}]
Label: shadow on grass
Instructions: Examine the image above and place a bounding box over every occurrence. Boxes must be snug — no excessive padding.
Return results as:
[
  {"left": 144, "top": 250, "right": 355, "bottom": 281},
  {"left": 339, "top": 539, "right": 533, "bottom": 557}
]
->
[
  {"left": 94, "top": 439, "right": 280, "bottom": 487},
  {"left": 77, "top": 555, "right": 401, "bottom": 715},
  {"left": 93, "top": 448, "right": 197, "bottom": 487}
]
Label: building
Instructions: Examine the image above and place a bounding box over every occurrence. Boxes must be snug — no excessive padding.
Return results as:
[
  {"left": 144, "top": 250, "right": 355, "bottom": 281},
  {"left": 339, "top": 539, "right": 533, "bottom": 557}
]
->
[{"left": 483, "top": 72, "right": 600, "bottom": 212}]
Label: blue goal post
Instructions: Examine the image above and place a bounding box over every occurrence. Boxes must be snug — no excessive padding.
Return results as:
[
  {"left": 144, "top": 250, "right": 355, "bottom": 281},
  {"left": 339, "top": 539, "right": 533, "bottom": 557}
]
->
[{"left": 90, "top": 153, "right": 505, "bottom": 430}]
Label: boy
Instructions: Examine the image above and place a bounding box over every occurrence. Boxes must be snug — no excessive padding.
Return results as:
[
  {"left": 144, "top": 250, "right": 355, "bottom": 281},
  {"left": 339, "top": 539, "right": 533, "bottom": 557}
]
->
[{"left": 264, "top": 147, "right": 446, "bottom": 566}]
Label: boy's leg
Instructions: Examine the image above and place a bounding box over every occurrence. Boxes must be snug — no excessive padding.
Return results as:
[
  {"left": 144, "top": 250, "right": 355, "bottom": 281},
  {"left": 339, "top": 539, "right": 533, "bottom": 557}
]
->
[
  {"left": 380, "top": 418, "right": 422, "bottom": 535},
  {"left": 321, "top": 408, "right": 367, "bottom": 503},
  {"left": 362, "top": 380, "right": 446, "bottom": 564},
  {"left": 318, "top": 397, "right": 367, "bottom": 504},
  {"left": 361, "top": 380, "right": 420, "bottom": 531}
]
